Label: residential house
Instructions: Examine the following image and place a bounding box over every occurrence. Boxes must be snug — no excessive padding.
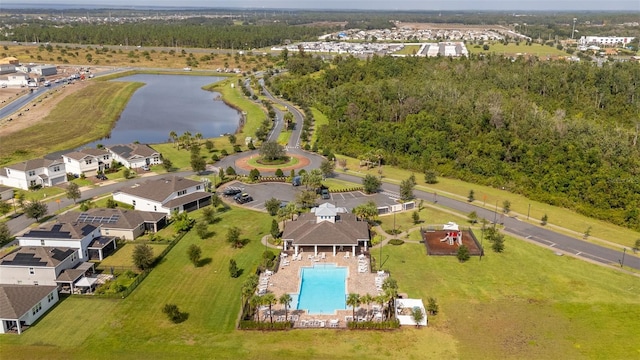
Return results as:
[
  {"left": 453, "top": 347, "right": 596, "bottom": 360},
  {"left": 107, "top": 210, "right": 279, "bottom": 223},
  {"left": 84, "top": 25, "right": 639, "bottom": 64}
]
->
[
  {"left": 0, "top": 56, "right": 20, "bottom": 65},
  {"left": 5, "top": 73, "right": 30, "bottom": 87},
  {"left": 107, "top": 144, "right": 162, "bottom": 169},
  {"left": 0, "top": 158, "right": 67, "bottom": 190},
  {"left": 282, "top": 202, "right": 370, "bottom": 257},
  {"left": 0, "top": 185, "right": 14, "bottom": 201},
  {"left": 18, "top": 221, "right": 116, "bottom": 261},
  {"left": 62, "top": 148, "right": 112, "bottom": 177},
  {"left": 58, "top": 208, "right": 167, "bottom": 240},
  {"left": 0, "top": 285, "right": 59, "bottom": 334},
  {"left": 113, "top": 176, "right": 211, "bottom": 215}
]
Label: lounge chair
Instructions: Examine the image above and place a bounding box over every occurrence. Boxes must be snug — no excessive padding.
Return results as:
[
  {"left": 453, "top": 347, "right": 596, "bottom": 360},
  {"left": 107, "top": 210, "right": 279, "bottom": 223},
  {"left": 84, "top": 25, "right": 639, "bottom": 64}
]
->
[{"left": 321, "top": 252, "right": 326, "bottom": 259}]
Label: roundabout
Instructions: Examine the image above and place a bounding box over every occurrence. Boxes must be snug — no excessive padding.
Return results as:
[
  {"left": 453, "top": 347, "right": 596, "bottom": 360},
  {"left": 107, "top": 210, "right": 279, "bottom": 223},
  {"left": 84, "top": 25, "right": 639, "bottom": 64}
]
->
[{"left": 235, "top": 152, "right": 311, "bottom": 172}]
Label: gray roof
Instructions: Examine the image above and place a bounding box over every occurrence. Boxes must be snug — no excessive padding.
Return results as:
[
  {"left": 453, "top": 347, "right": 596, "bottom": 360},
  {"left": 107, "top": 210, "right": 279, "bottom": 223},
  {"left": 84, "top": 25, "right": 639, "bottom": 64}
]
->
[
  {"left": 21, "top": 222, "right": 97, "bottom": 240},
  {"left": 283, "top": 213, "right": 369, "bottom": 246},
  {"left": 3, "top": 158, "right": 64, "bottom": 172},
  {"left": 118, "top": 176, "right": 203, "bottom": 203},
  {"left": 108, "top": 144, "right": 158, "bottom": 160},
  {"left": 58, "top": 208, "right": 166, "bottom": 231},
  {"left": 56, "top": 262, "right": 94, "bottom": 283},
  {"left": 62, "top": 148, "right": 109, "bottom": 161},
  {"left": 1, "top": 247, "right": 75, "bottom": 268},
  {"left": 0, "top": 285, "right": 58, "bottom": 319},
  {"left": 163, "top": 191, "right": 211, "bottom": 209}
]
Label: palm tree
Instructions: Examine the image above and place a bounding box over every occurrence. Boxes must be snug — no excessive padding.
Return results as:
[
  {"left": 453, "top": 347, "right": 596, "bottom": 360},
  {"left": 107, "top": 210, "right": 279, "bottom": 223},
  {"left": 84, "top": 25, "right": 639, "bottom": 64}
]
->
[
  {"left": 382, "top": 277, "right": 398, "bottom": 319},
  {"left": 249, "top": 295, "right": 263, "bottom": 322},
  {"left": 195, "top": 132, "right": 203, "bottom": 145},
  {"left": 279, "top": 293, "right": 292, "bottom": 322},
  {"left": 263, "top": 293, "right": 277, "bottom": 324},
  {"left": 374, "top": 294, "right": 387, "bottom": 320},
  {"left": 360, "top": 293, "right": 373, "bottom": 321},
  {"left": 169, "top": 130, "right": 178, "bottom": 148},
  {"left": 346, "top": 293, "right": 361, "bottom": 322}
]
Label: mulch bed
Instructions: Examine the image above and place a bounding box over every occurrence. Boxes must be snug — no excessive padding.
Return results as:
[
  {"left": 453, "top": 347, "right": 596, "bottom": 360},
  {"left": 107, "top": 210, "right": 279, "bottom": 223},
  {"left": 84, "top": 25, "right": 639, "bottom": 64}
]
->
[{"left": 423, "top": 229, "right": 483, "bottom": 256}]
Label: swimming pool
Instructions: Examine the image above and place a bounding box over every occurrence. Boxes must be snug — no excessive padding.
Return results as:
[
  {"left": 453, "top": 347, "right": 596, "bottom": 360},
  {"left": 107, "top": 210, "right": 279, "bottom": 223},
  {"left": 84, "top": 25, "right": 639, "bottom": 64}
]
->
[{"left": 296, "top": 264, "right": 347, "bottom": 314}]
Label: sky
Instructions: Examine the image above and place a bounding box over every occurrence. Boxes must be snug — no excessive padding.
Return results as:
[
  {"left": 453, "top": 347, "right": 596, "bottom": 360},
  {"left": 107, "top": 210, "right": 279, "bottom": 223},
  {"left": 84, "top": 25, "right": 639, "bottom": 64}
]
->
[{"left": 6, "top": 1, "right": 640, "bottom": 11}]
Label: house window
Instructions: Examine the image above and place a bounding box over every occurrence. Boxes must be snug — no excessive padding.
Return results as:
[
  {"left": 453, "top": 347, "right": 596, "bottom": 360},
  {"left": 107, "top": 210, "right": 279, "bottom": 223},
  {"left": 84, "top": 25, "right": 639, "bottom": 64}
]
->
[
  {"left": 104, "top": 229, "right": 109, "bottom": 235},
  {"left": 196, "top": 185, "right": 201, "bottom": 190},
  {"left": 32, "top": 302, "right": 42, "bottom": 315},
  {"left": 68, "top": 158, "right": 71, "bottom": 163},
  {"left": 40, "top": 240, "right": 45, "bottom": 246},
  {"left": 47, "top": 293, "right": 54, "bottom": 302},
  {"left": 178, "top": 190, "right": 186, "bottom": 196},
  {"left": 30, "top": 180, "right": 37, "bottom": 187},
  {"left": 132, "top": 200, "right": 136, "bottom": 206},
  {"left": 28, "top": 170, "right": 36, "bottom": 176},
  {"left": 29, "top": 267, "right": 35, "bottom": 275},
  {"left": 34, "top": 281, "right": 38, "bottom": 286},
  {"left": 103, "top": 155, "right": 109, "bottom": 160},
  {"left": 153, "top": 206, "right": 157, "bottom": 211},
  {"left": 153, "top": 156, "right": 159, "bottom": 162},
  {"left": 86, "top": 159, "right": 92, "bottom": 165},
  {"left": 53, "top": 166, "right": 61, "bottom": 172}
]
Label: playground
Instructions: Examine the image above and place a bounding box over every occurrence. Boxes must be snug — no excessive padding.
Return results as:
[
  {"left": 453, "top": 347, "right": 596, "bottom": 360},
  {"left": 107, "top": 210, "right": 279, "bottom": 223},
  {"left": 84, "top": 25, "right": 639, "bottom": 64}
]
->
[{"left": 422, "top": 222, "right": 483, "bottom": 256}]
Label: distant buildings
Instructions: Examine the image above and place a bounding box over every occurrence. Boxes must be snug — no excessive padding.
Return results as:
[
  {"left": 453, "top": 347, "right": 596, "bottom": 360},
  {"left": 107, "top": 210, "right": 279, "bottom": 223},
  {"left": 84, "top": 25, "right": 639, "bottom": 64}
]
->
[{"left": 578, "top": 36, "right": 635, "bottom": 47}]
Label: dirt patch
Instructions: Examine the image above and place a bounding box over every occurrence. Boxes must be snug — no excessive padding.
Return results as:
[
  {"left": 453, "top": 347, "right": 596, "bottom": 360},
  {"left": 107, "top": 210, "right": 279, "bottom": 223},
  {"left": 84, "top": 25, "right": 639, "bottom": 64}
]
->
[
  {"left": 235, "top": 152, "right": 310, "bottom": 172},
  {"left": 0, "top": 80, "right": 92, "bottom": 137},
  {"left": 422, "top": 229, "right": 483, "bottom": 256}
]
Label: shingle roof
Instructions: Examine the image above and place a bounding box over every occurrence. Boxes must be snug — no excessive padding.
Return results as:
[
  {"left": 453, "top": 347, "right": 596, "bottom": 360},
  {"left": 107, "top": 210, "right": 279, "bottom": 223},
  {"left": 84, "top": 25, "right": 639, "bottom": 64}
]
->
[
  {"left": 163, "top": 191, "right": 211, "bottom": 209},
  {"left": 0, "top": 285, "right": 57, "bottom": 319},
  {"left": 117, "top": 176, "right": 203, "bottom": 203},
  {"left": 0, "top": 247, "right": 75, "bottom": 267},
  {"left": 4, "top": 158, "right": 63, "bottom": 172},
  {"left": 107, "top": 144, "right": 158, "bottom": 160},
  {"left": 283, "top": 213, "right": 369, "bottom": 246},
  {"left": 21, "top": 222, "right": 97, "bottom": 240},
  {"left": 58, "top": 208, "right": 166, "bottom": 231}
]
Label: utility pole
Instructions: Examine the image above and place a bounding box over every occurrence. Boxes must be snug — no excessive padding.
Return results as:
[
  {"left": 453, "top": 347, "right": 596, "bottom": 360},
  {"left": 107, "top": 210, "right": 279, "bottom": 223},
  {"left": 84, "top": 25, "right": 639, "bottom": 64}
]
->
[
  {"left": 493, "top": 200, "right": 498, "bottom": 228},
  {"left": 620, "top": 248, "right": 626, "bottom": 268},
  {"left": 527, "top": 204, "right": 531, "bottom": 220}
]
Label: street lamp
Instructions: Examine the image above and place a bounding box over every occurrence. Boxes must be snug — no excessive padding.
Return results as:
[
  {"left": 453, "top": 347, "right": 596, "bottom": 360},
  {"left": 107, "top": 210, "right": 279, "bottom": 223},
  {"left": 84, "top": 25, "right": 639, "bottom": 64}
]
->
[{"left": 571, "top": 18, "right": 577, "bottom": 40}]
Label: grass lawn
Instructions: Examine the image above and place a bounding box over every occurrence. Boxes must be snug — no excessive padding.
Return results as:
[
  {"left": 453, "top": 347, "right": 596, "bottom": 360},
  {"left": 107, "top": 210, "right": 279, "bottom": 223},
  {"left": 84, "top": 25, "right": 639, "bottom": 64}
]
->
[
  {"left": 96, "top": 243, "right": 169, "bottom": 269},
  {"left": 309, "top": 107, "right": 329, "bottom": 145},
  {"left": 152, "top": 142, "right": 235, "bottom": 171},
  {"left": 467, "top": 42, "right": 568, "bottom": 57},
  {"left": 372, "top": 238, "right": 640, "bottom": 359},
  {"left": 334, "top": 154, "right": 640, "bottom": 248},
  {"left": 0, "top": 82, "right": 143, "bottom": 165},
  {"left": 276, "top": 129, "right": 292, "bottom": 145},
  {"left": 16, "top": 187, "right": 65, "bottom": 202},
  {"left": 378, "top": 204, "right": 469, "bottom": 234},
  {"left": 395, "top": 45, "right": 422, "bottom": 55},
  {"left": 322, "top": 177, "right": 361, "bottom": 191},
  {"left": 91, "top": 196, "right": 133, "bottom": 210}
]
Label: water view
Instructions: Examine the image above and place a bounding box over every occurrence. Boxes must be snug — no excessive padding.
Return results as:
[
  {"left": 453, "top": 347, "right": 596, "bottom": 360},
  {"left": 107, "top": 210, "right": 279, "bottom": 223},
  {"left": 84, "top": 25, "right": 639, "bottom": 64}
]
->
[{"left": 83, "top": 74, "right": 240, "bottom": 148}]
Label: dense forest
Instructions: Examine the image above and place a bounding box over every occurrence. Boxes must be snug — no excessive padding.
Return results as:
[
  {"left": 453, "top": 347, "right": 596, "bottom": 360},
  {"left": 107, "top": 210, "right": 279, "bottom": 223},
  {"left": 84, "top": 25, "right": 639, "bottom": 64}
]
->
[{"left": 270, "top": 54, "right": 640, "bottom": 230}]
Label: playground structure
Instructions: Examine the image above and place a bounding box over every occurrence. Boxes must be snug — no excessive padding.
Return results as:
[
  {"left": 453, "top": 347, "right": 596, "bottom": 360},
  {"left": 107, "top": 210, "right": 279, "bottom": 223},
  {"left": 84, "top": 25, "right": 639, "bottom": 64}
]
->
[
  {"left": 421, "top": 223, "right": 482, "bottom": 256},
  {"left": 440, "top": 222, "right": 463, "bottom": 246}
]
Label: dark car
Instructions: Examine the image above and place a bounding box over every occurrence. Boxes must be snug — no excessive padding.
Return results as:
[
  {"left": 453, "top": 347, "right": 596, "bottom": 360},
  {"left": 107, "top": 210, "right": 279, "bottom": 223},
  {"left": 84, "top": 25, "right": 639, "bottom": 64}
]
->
[
  {"left": 234, "top": 193, "right": 253, "bottom": 204},
  {"left": 222, "top": 187, "right": 242, "bottom": 197},
  {"left": 96, "top": 174, "right": 108, "bottom": 181},
  {"left": 321, "top": 189, "right": 330, "bottom": 200}
]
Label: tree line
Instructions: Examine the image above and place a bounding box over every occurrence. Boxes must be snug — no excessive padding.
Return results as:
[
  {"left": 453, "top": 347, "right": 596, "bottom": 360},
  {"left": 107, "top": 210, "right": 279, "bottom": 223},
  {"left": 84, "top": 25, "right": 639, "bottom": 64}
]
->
[{"left": 270, "top": 53, "right": 640, "bottom": 230}]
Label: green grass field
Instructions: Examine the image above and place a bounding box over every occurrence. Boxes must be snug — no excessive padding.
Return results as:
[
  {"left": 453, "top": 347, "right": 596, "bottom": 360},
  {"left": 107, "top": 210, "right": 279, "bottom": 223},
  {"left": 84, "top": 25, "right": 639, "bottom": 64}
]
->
[
  {"left": 0, "top": 82, "right": 143, "bottom": 166},
  {"left": 378, "top": 204, "right": 469, "bottom": 234},
  {"left": 96, "top": 243, "right": 169, "bottom": 269},
  {"left": 1, "top": 205, "right": 638, "bottom": 359},
  {"left": 395, "top": 45, "right": 422, "bottom": 55},
  {"left": 467, "top": 42, "right": 568, "bottom": 57},
  {"left": 310, "top": 107, "right": 329, "bottom": 146},
  {"left": 334, "top": 154, "right": 640, "bottom": 249}
]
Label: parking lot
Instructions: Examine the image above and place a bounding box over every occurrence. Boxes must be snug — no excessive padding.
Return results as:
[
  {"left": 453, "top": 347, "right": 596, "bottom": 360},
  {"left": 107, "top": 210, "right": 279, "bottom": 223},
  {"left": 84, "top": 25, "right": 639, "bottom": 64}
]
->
[{"left": 218, "top": 181, "right": 400, "bottom": 212}]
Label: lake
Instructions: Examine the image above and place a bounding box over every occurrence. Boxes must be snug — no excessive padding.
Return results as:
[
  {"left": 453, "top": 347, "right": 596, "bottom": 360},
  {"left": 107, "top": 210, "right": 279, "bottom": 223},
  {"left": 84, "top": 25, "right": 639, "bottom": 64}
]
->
[{"left": 83, "top": 74, "right": 240, "bottom": 147}]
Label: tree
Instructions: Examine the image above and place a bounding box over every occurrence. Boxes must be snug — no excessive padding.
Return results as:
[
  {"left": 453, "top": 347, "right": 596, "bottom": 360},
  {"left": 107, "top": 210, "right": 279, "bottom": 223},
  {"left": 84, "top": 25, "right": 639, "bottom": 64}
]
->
[
  {"left": 338, "top": 158, "right": 347, "bottom": 171},
  {"left": 191, "top": 156, "right": 206, "bottom": 174},
  {"left": 279, "top": 293, "right": 292, "bottom": 322},
  {"left": 362, "top": 174, "right": 381, "bottom": 194},
  {"left": 106, "top": 198, "right": 118, "bottom": 209},
  {"left": 169, "top": 131, "right": 178, "bottom": 148},
  {"left": 0, "top": 201, "right": 12, "bottom": 215},
  {"left": 633, "top": 239, "right": 640, "bottom": 253},
  {"left": 467, "top": 190, "right": 475, "bottom": 202},
  {"left": 399, "top": 177, "right": 415, "bottom": 201},
  {"left": 226, "top": 226, "right": 243, "bottom": 248},
  {"left": 202, "top": 207, "right": 216, "bottom": 224},
  {"left": 228, "top": 134, "right": 236, "bottom": 145},
  {"left": 24, "top": 200, "right": 47, "bottom": 222},
  {"left": 259, "top": 141, "right": 285, "bottom": 161},
  {"left": 277, "top": 202, "right": 297, "bottom": 228},
  {"left": 352, "top": 201, "right": 378, "bottom": 222},
  {"left": 320, "top": 159, "right": 335, "bottom": 178},
  {"left": 132, "top": 243, "right": 154, "bottom": 270},
  {"left": 162, "top": 158, "right": 173, "bottom": 171},
  {"left": 195, "top": 221, "right": 209, "bottom": 239},
  {"left": 172, "top": 211, "right": 194, "bottom": 232},
  {"left": 302, "top": 169, "right": 323, "bottom": 190},
  {"left": 411, "top": 306, "right": 425, "bottom": 328},
  {"left": 295, "top": 190, "right": 317, "bottom": 209},
  {"left": 424, "top": 169, "right": 438, "bottom": 184},
  {"left": 66, "top": 182, "right": 81, "bottom": 203},
  {"left": 483, "top": 44, "right": 490, "bottom": 50},
  {"left": 0, "top": 222, "right": 13, "bottom": 247},
  {"left": 583, "top": 226, "right": 592, "bottom": 240},
  {"left": 270, "top": 219, "right": 280, "bottom": 239},
  {"left": 210, "top": 193, "right": 222, "bottom": 208},
  {"left": 456, "top": 244, "right": 470, "bottom": 262},
  {"left": 346, "top": 293, "right": 361, "bottom": 322},
  {"left": 249, "top": 168, "right": 261, "bottom": 181},
  {"left": 122, "top": 168, "right": 132, "bottom": 179},
  {"left": 205, "top": 139, "right": 214, "bottom": 152},
  {"left": 229, "top": 259, "right": 240, "bottom": 278},
  {"left": 162, "top": 303, "right": 185, "bottom": 323},
  {"left": 187, "top": 244, "right": 202, "bottom": 266},
  {"left": 426, "top": 297, "right": 439, "bottom": 315},
  {"left": 491, "top": 235, "right": 505, "bottom": 253},
  {"left": 263, "top": 293, "right": 277, "bottom": 323},
  {"left": 541, "top": 214, "right": 548, "bottom": 226},
  {"left": 250, "top": 295, "right": 263, "bottom": 322},
  {"left": 275, "top": 168, "right": 284, "bottom": 177},
  {"left": 412, "top": 210, "right": 420, "bottom": 224},
  {"left": 502, "top": 200, "right": 511, "bottom": 214},
  {"left": 226, "top": 166, "right": 236, "bottom": 176},
  {"left": 360, "top": 293, "right": 373, "bottom": 321},
  {"left": 468, "top": 211, "right": 478, "bottom": 224}
]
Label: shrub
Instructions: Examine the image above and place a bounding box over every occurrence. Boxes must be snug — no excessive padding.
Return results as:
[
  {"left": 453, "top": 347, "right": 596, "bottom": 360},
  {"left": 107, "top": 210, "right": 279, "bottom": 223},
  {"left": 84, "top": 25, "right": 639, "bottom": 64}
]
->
[
  {"left": 388, "top": 239, "right": 404, "bottom": 245},
  {"left": 457, "top": 244, "right": 470, "bottom": 262},
  {"left": 229, "top": 259, "right": 240, "bottom": 278},
  {"left": 162, "top": 303, "right": 187, "bottom": 323}
]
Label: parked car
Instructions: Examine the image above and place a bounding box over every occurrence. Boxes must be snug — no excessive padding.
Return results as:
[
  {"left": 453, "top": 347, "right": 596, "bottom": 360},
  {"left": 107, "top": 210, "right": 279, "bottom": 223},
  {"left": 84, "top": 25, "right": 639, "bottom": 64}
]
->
[
  {"left": 96, "top": 174, "right": 108, "bottom": 181},
  {"left": 222, "top": 187, "right": 242, "bottom": 197},
  {"left": 234, "top": 193, "right": 253, "bottom": 204},
  {"left": 142, "top": 165, "right": 150, "bottom": 171},
  {"left": 321, "top": 189, "right": 330, "bottom": 200}
]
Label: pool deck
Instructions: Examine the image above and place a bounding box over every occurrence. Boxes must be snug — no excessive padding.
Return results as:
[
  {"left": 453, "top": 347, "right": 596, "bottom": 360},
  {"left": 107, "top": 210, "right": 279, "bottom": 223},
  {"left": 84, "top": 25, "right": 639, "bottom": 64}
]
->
[{"left": 260, "top": 251, "right": 387, "bottom": 328}]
